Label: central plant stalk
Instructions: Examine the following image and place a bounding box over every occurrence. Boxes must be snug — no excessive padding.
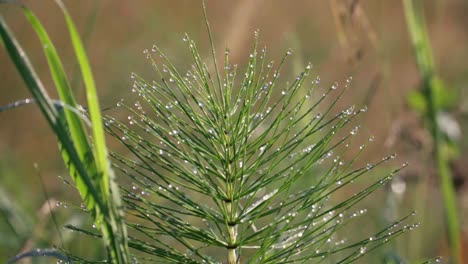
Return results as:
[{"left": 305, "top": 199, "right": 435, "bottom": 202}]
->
[
  {"left": 227, "top": 201, "right": 238, "bottom": 264},
  {"left": 224, "top": 127, "right": 238, "bottom": 264},
  {"left": 226, "top": 160, "right": 238, "bottom": 263}
]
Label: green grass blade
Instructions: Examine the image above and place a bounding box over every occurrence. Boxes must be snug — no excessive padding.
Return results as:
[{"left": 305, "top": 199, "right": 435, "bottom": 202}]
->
[
  {"left": 54, "top": 0, "right": 130, "bottom": 262},
  {"left": 54, "top": 0, "right": 110, "bottom": 201},
  {"left": 403, "top": 1, "right": 461, "bottom": 263},
  {"left": 2, "top": 6, "right": 129, "bottom": 262},
  {"left": 0, "top": 16, "right": 104, "bottom": 216},
  {"left": 21, "top": 7, "right": 99, "bottom": 211}
]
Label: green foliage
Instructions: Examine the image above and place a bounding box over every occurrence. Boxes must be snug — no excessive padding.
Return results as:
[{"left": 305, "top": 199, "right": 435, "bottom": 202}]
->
[
  {"left": 407, "top": 77, "right": 457, "bottom": 114},
  {"left": 95, "top": 12, "right": 414, "bottom": 263},
  {"left": 0, "top": 1, "right": 422, "bottom": 263},
  {"left": 0, "top": 1, "right": 129, "bottom": 263},
  {"left": 403, "top": 0, "right": 461, "bottom": 263},
  {"left": 54, "top": 1, "right": 129, "bottom": 262}
]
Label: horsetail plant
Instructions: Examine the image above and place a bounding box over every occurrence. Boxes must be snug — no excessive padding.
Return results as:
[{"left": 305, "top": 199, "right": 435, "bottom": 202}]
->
[{"left": 96, "top": 5, "right": 417, "bottom": 263}]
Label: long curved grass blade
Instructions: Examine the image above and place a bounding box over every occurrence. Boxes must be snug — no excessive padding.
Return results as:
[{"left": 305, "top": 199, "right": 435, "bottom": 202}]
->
[
  {"left": 0, "top": 21, "right": 114, "bottom": 264},
  {"left": 0, "top": 16, "right": 105, "bottom": 220},
  {"left": 1, "top": 6, "right": 129, "bottom": 262},
  {"left": 22, "top": 7, "right": 99, "bottom": 212},
  {"left": 54, "top": 0, "right": 130, "bottom": 262},
  {"left": 53, "top": 0, "right": 110, "bottom": 203}
]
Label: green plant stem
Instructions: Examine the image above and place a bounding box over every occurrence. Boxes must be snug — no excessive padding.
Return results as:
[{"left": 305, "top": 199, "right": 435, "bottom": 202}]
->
[
  {"left": 402, "top": 1, "right": 461, "bottom": 263},
  {"left": 201, "top": 1, "right": 239, "bottom": 262},
  {"left": 227, "top": 201, "right": 238, "bottom": 264},
  {"left": 224, "top": 128, "right": 238, "bottom": 264}
]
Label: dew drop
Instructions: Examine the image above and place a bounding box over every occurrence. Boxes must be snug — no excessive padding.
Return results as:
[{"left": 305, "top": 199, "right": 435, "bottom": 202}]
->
[
  {"left": 350, "top": 126, "right": 360, "bottom": 135},
  {"left": 259, "top": 145, "right": 267, "bottom": 154},
  {"left": 359, "top": 247, "right": 367, "bottom": 254},
  {"left": 344, "top": 105, "right": 355, "bottom": 115},
  {"left": 331, "top": 82, "right": 338, "bottom": 90}
]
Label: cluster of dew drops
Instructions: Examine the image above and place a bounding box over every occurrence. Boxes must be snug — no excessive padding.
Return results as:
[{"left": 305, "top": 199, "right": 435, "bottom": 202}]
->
[
  {"left": 125, "top": 33, "right": 411, "bottom": 213},
  {"left": 136, "top": 37, "right": 409, "bottom": 193}
]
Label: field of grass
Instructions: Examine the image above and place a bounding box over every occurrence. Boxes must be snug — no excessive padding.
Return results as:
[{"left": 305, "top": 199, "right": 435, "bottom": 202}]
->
[{"left": 1, "top": 1, "right": 467, "bottom": 263}]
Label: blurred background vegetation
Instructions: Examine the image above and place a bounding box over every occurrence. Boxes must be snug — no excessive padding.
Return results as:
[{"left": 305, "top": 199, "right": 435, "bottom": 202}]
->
[{"left": 1, "top": 0, "right": 467, "bottom": 263}]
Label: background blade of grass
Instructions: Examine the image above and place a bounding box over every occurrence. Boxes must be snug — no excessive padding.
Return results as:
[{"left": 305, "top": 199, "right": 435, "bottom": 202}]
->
[{"left": 402, "top": 1, "right": 461, "bottom": 263}]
